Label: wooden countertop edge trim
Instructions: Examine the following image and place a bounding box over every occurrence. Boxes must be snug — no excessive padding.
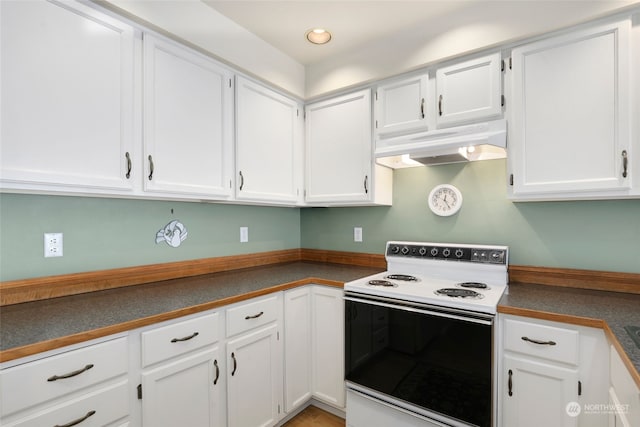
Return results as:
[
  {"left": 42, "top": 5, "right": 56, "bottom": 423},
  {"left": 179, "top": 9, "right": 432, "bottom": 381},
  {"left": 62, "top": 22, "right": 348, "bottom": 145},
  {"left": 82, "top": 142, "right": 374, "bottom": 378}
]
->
[
  {"left": 509, "top": 265, "right": 640, "bottom": 294},
  {"left": 0, "top": 249, "right": 382, "bottom": 306},
  {"left": 0, "top": 278, "right": 343, "bottom": 363},
  {"left": 498, "top": 304, "right": 640, "bottom": 389}
]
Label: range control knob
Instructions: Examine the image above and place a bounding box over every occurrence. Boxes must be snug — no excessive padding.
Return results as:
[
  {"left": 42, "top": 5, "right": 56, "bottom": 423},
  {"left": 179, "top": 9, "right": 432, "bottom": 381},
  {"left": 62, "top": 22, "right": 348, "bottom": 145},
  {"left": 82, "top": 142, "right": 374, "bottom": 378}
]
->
[
  {"left": 401, "top": 246, "right": 410, "bottom": 255},
  {"left": 455, "top": 249, "right": 464, "bottom": 258},
  {"left": 430, "top": 247, "right": 438, "bottom": 256},
  {"left": 390, "top": 245, "right": 400, "bottom": 254},
  {"left": 442, "top": 248, "right": 451, "bottom": 257},
  {"left": 418, "top": 247, "right": 427, "bottom": 256}
]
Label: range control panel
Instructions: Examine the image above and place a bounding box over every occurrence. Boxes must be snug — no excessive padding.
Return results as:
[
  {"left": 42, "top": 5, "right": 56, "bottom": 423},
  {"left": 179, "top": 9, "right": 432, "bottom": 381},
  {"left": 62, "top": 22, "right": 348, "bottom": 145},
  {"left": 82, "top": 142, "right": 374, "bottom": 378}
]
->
[{"left": 386, "top": 242, "right": 507, "bottom": 265}]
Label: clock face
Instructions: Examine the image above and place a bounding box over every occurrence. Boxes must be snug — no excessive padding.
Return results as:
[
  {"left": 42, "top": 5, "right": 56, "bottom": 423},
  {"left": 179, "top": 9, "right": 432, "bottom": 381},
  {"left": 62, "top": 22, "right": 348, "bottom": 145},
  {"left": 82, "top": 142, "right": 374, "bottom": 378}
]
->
[{"left": 428, "top": 184, "right": 462, "bottom": 216}]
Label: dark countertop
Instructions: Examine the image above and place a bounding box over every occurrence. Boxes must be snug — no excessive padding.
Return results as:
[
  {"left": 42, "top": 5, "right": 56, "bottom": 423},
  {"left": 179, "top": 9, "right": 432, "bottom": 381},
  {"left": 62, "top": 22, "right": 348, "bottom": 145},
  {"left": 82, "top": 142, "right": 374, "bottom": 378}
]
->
[
  {"left": 499, "top": 282, "right": 640, "bottom": 381},
  {"left": 0, "top": 262, "right": 383, "bottom": 357},
  {"left": 1, "top": 261, "right": 639, "bottom": 386}
]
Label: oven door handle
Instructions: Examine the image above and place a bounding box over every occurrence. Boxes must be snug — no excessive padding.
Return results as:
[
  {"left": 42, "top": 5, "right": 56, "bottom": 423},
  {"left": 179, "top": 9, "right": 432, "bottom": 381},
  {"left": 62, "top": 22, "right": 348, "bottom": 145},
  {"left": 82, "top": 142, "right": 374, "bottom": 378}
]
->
[{"left": 344, "top": 295, "right": 494, "bottom": 325}]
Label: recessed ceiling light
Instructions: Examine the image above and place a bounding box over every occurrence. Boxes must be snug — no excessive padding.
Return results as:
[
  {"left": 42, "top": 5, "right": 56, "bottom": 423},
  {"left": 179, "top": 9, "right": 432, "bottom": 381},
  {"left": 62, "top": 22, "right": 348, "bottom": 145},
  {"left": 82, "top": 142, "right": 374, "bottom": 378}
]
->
[{"left": 306, "top": 28, "right": 332, "bottom": 45}]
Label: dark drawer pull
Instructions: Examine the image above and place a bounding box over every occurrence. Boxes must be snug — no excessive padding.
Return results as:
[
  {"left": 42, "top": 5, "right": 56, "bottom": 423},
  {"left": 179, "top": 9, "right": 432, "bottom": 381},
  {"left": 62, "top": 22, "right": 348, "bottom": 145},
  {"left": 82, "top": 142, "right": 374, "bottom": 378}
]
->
[
  {"left": 54, "top": 410, "right": 96, "bottom": 427},
  {"left": 47, "top": 364, "right": 94, "bottom": 382},
  {"left": 245, "top": 311, "right": 264, "bottom": 320},
  {"left": 231, "top": 352, "right": 237, "bottom": 376},
  {"left": 171, "top": 332, "right": 199, "bottom": 343},
  {"left": 213, "top": 359, "right": 220, "bottom": 385},
  {"left": 522, "top": 336, "right": 557, "bottom": 346},
  {"left": 508, "top": 369, "right": 513, "bottom": 396}
]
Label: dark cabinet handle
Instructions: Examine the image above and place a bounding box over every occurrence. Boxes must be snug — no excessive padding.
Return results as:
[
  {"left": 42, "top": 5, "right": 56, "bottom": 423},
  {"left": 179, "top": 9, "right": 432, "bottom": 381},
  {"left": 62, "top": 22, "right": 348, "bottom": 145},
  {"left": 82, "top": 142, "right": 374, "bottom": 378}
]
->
[
  {"left": 231, "top": 352, "right": 237, "bottom": 376},
  {"left": 213, "top": 359, "right": 219, "bottom": 385},
  {"left": 521, "top": 336, "right": 556, "bottom": 346},
  {"left": 364, "top": 175, "right": 369, "bottom": 194},
  {"left": 47, "top": 364, "right": 94, "bottom": 382},
  {"left": 508, "top": 369, "right": 513, "bottom": 396},
  {"left": 244, "top": 311, "right": 264, "bottom": 320},
  {"left": 420, "top": 98, "right": 425, "bottom": 119},
  {"left": 171, "top": 332, "right": 199, "bottom": 343},
  {"left": 622, "top": 150, "right": 628, "bottom": 178},
  {"left": 148, "top": 155, "right": 154, "bottom": 181},
  {"left": 54, "top": 410, "right": 96, "bottom": 427},
  {"left": 438, "top": 94, "right": 443, "bottom": 116},
  {"left": 239, "top": 171, "right": 244, "bottom": 190},
  {"left": 125, "top": 152, "right": 132, "bottom": 179}
]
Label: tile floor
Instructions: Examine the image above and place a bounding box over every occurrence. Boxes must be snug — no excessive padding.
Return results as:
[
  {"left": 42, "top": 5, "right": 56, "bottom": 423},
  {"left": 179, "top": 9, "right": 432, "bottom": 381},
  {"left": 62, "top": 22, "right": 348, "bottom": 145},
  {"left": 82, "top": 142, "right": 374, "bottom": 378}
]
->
[{"left": 282, "top": 405, "right": 345, "bottom": 427}]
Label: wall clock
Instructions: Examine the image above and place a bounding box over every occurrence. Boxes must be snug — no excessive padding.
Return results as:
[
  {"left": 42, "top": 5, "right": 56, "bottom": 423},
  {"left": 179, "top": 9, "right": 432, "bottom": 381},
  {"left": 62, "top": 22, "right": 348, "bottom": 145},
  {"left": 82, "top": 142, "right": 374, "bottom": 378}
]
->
[{"left": 428, "top": 184, "right": 463, "bottom": 216}]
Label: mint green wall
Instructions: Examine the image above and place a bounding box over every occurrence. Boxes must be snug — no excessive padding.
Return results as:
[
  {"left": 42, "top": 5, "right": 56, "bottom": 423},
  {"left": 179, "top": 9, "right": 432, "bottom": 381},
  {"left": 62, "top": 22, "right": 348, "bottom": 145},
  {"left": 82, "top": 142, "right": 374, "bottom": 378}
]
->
[
  {"left": 301, "top": 160, "right": 640, "bottom": 274},
  {"left": 0, "top": 194, "right": 300, "bottom": 281},
  {"left": 1, "top": 160, "right": 639, "bottom": 281}
]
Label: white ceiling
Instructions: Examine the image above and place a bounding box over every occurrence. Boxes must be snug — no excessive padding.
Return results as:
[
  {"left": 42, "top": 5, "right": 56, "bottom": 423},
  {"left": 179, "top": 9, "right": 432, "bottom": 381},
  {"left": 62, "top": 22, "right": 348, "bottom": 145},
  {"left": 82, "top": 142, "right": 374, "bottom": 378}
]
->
[{"left": 202, "top": 0, "right": 638, "bottom": 66}]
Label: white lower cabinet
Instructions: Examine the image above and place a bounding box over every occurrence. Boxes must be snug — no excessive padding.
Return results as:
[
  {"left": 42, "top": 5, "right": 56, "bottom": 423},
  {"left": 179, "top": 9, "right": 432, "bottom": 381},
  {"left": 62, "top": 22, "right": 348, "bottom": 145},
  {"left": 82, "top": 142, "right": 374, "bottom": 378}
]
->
[
  {"left": 0, "top": 336, "right": 130, "bottom": 427},
  {"left": 310, "top": 286, "right": 345, "bottom": 409},
  {"left": 138, "top": 311, "right": 224, "bottom": 427},
  {"left": 140, "top": 347, "right": 223, "bottom": 427},
  {"left": 609, "top": 345, "right": 640, "bottom": 426},
  {"left": 283, "top": 287, "right": 313, "bottom": 412},
  {"left": 498, "top": 314, "right": 609, "bottom": 427}
]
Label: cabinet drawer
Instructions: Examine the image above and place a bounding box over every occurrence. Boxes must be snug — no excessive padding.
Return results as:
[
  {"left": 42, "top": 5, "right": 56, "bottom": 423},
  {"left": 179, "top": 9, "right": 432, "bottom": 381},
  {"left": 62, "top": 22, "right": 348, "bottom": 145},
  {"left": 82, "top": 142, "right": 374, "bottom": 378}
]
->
[
  {"left": 226, "top": 296, "right": 279, "bottom": 337},
  {"left": 141, "top": 312, "right": 220, "bottom": 367},
  {"left": 503, "top": 318, "right": 579, "bottom": 365},
  {"left": 3, "top": 380, "right": 129, "bottom": 427},
  {"left": 0, "top": 337, "right": 128, "bottom": 418}
]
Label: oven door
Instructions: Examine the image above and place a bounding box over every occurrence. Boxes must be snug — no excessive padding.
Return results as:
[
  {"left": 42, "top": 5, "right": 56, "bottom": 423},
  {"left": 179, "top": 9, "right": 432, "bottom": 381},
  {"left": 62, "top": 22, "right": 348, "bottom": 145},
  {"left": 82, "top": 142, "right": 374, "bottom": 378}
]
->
[{"left": 345, "top": 292, "right": 494, "bottom": 427}]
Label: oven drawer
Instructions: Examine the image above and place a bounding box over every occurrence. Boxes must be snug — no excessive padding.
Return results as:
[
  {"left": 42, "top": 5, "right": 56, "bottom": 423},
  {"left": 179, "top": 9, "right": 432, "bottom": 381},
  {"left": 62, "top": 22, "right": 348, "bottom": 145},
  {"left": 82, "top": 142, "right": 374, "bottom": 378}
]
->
[
  {"left": 503, "top": 318, "right": 579, "bottom": 365},
  {"left": 226, "top": 295, "right": 279, "bottom": 337}
]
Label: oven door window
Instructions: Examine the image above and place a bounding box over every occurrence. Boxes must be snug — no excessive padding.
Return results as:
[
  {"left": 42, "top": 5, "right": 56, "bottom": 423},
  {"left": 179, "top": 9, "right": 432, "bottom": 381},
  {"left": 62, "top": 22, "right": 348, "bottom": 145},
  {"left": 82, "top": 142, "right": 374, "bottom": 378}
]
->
[{"left": 345, "top": 298, "right": 493, "bottom": 427}]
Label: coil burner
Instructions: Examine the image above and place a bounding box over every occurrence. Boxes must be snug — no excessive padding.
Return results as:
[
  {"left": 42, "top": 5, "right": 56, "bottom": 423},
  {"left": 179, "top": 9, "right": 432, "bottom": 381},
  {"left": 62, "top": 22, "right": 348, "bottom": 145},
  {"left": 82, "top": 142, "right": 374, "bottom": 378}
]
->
[
  {"left": 368, "top": 280, "right": 398, "bottom": 288},
  {"left": 385, "top": 274, "right": 420, "bottom": 282},
  {"left": 435, "top": 288, "right": 484, "bottom": 299},
  {"left": 457, "top": 282, "right": 489, "bottom": 290}
]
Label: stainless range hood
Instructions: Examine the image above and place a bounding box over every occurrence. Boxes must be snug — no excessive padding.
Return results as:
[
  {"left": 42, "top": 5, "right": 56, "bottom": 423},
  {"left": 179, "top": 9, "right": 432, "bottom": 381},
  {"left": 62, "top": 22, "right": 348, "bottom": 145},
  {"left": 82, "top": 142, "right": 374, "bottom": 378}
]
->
[{"left": 375, "top": 119, "right": 507, "bottom": 168}]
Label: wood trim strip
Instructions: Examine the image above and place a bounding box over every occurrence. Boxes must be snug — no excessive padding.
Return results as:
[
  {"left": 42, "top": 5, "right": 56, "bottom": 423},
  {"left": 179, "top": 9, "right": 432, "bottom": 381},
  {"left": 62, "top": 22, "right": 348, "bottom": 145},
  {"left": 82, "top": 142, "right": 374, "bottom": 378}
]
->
[
  {"left": 300, "top": 248, "right": 387, "bottom": 269},
  {"left": 0, "top": 249, "right": 301, "bottom": 306},
  {"left": 509, "top": 265, "right": 640, "bottom": 294}
]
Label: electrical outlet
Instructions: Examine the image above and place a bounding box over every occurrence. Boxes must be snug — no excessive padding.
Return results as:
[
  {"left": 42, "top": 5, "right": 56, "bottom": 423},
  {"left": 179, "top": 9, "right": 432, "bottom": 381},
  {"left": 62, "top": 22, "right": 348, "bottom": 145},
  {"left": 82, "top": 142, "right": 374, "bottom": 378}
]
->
[
  {"left": 44, "top": 233, "right": 63, "bottom": 257},
  {"left": 240, "top": 227, "right": 249, "bottom": 243},
  {"left": 354, "top": 227, "right": 363, "bottom": 242}
]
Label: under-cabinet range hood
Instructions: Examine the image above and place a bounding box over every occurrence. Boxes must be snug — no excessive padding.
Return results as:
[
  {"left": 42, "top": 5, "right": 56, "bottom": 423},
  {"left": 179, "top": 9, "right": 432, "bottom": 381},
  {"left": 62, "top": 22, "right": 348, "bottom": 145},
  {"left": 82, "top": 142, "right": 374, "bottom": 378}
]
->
[{"left": 376, "top": 119, "right": 507, "bottom": 168}]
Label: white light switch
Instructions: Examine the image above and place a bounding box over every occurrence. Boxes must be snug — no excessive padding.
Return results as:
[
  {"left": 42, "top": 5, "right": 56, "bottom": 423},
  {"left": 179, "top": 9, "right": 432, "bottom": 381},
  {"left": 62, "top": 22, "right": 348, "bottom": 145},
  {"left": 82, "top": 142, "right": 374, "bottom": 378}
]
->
[
  {"left": 354, "top": 227, "right": 363, "bottom": 242},
  {"left": 240, "top": 227, "right": 249, "bottom": 243},
  {"left": 44, "top": 233, "right": 63, "bottom": 257}
]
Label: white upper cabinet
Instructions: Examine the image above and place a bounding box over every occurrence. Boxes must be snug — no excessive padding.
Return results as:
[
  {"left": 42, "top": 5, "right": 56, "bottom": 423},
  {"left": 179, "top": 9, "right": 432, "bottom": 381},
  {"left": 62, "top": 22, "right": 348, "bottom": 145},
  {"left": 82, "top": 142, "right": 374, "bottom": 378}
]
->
[
  {"left": 435, "top": 52, "right": 503, "bottom": 127},
  {"left": 235, "top": 77, "right": 303, "bottom": 205},
  {"left": 305, "top": 89, "right": 392, "bottom": 205},
  {"left": 0, "top": 0, "right": 135, "bottom": 194},
  {"left": 508, "top": 19, "right": 633, "bottom": 200},
  {"left": 374, "top": 74, "right": 429, "bottom": 139},
  {"left": 143, "top": 34, "right": 233, "bottom": 200}
]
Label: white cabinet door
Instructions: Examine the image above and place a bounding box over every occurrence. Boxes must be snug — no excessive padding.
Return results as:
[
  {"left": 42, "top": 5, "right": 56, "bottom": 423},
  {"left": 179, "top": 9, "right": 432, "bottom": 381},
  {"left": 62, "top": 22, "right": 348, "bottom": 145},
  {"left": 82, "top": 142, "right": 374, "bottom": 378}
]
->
[
  {"left": 435, "top": 52, "right": 502, "bottom": 127},
  {"left": 0, "top": 0, "right": 135, "bottom": 194},
  {"left": 143, "top": 34, "right": 233, "bottom": 200},
  {"left": 235, "top": 77, "right": 302, "bottom": 205},
  {"left": 283, "top": 287, "right": 312, "bottom": 412},
  {"left": 502, "top": 354, "right": 579, "bottom": 427},
  {"left": 141, "top": 347, "right": 223, "bottom": 427},
  {"left": 227, "top": 324, "right": 282, "bottom": 427},
  {"left": 509, "top": 20, "right": 631, "bottom": 199},
  {"left": 305, "top": 89, "right": 379, "bottom": 204},
  {"left": 311, "top": 286, "right": 345, "bottom": 409},
  {"left": 374, "top": 74, "right": 429, "bottom": 139}
]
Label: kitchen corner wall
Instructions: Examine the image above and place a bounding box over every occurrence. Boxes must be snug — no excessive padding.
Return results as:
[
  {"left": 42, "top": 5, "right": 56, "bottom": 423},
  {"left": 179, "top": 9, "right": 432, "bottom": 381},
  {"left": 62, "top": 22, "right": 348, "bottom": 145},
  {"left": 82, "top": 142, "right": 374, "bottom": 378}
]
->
[
  {"left": 1, "top": 159, "right": 639, "bottom": 281},
  {"left": 301, "top": 159, "right": 640, "bottom": 274},
  {"left": 0, "top": 194, "right": 300, "bottom": 281}
]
